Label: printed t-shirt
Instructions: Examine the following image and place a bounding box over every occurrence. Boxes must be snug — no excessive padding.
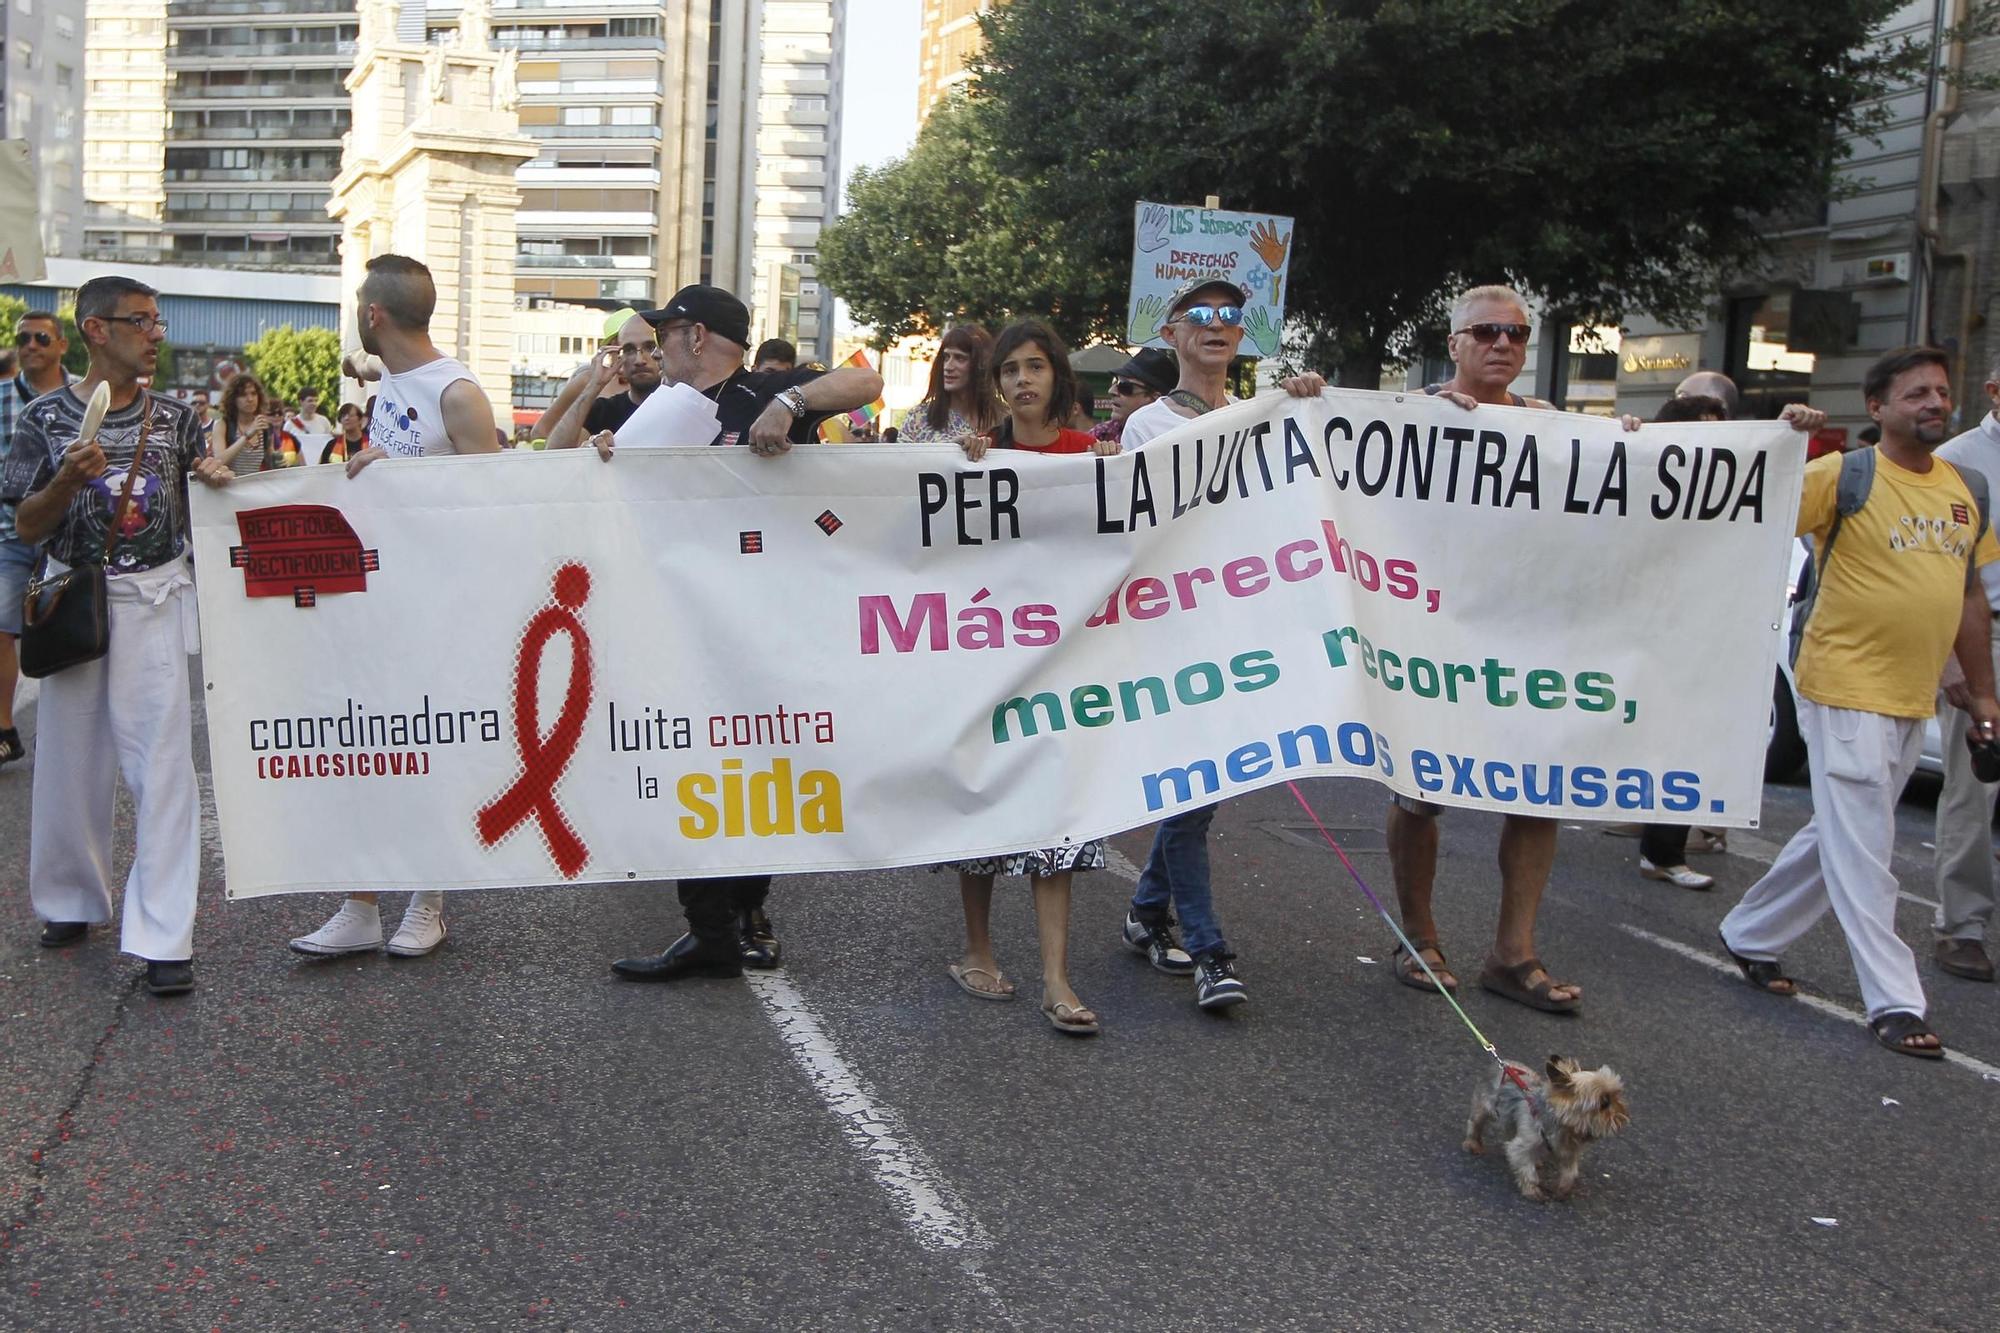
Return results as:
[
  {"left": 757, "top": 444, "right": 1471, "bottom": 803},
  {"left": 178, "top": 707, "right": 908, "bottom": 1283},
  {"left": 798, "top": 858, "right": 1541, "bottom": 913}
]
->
[
  {"left": 1, "top": 371, "right": 79, "bottom": 541},
  {"left": 584, "top": 391, "right": 645, "bottom": 436},
  {"left": 1122, "top": 394, "right": 1239, "bottom": 449},
  {"left": 0, "top": 387, "right": 206, "bottom": 573},
  {"left": 1794, "top": 448, "right": 2000, "bottom": 719},
  {"left": 706, "top": 366, "right": 833, "bottom": 447},
  {"left": 370, "top": 355, "right": 479, "bottom": 458},
  {"left": 898, "top": 402, "right": 980, "bottom": 443}
]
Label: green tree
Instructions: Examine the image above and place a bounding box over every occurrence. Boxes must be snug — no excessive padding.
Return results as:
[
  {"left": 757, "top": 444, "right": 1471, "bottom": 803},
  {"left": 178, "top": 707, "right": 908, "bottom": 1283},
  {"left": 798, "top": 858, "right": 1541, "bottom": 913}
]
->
[
  {"left": 242, "top": 325, "right": 341, "bottom": 407},
  {"left": 968, "top": 0, "right": 1932, "bottom": 381},
  {"left": 818, "top": 97, "right": 1124, "bottom": 348}
]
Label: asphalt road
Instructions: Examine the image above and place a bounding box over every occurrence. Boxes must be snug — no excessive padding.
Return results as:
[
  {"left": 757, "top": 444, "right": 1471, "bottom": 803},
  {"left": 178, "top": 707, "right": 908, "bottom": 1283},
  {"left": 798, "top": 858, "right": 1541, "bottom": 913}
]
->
[{"left": 2, "top": 679, "right": 1997, "bottom": 1332}]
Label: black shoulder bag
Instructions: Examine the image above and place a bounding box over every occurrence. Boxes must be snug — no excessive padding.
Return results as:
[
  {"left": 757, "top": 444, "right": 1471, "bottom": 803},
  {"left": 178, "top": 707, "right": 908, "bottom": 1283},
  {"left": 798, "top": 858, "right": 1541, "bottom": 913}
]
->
[{"left": 20, "top": 405, "right": 152, "bottom": 679}]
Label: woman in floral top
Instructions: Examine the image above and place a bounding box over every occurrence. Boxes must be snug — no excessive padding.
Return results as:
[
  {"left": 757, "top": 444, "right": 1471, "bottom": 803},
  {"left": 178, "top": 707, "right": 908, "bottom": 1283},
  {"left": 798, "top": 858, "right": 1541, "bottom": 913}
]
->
[{"left": 897, "top": 324, "right": 998, "bottom": 442}]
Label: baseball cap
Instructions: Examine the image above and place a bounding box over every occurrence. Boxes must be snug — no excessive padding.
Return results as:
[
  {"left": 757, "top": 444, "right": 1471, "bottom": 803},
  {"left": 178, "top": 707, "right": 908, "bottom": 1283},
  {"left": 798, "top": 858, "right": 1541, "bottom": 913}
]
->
[
  {"left": 1166, "top": 277, "right": 1248, "bottom": 315},
  {"left": 1111, "top": 347, "right": 1177, "bottom": 395},
  {"left": 601, "top": 306, "right": 639, "bottom": 339},
  {"left": 642, "top": 285, "right": 752, "bottom": 348}
]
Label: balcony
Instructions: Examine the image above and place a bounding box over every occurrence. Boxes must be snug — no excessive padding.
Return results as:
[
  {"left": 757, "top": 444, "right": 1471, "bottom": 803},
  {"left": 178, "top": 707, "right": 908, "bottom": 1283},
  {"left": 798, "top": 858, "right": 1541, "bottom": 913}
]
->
[
  {"left": 169, "top": 0, "right": 348, "bottom": 14},
  {"left": 494, "top": 34, "right": 667, "bottom": 53},
  {"left": 523, "top": 123, "right": 661, "bottom": 140},
  {"left": 169, "top": 40, "right": 357, "bottom": 60},
  {"left": 169, "top": 125, "right": 349, "bottom": 143},
  {"left": 164, "top": 208, "right": 333, "bottom": 225},
  {"left": 171, "top": 83, "right": 349, "bottom": 101},
  {"left": 514, "top": 253, "right": 653, "bottom": 271},
  {"left": 498, "top": 0, "right": 674, "bottom": 10}
]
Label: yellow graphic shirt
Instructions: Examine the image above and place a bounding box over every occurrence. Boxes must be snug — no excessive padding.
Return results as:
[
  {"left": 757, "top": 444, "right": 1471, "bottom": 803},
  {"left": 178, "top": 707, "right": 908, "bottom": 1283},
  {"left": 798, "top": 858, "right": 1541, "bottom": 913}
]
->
[{"left": 1796, "top": 450, "right": 2000, "bottom": 718}]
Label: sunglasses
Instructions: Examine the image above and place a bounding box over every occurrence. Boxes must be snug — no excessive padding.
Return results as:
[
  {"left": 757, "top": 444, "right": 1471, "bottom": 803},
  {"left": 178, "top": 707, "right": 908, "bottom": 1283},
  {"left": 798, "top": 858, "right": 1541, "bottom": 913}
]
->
[
  {"left": 14, "top": 331, "right": 54, "bottom": 347},
  {"left": 1110, "top": 380, "right": 1154, "bottom": 396},
  {"left": 1169, "top": 305, "right": 1244, "bottom": 329},
  {"left": 1454, "top": 322, "right": 1532, "bottom": 345}
]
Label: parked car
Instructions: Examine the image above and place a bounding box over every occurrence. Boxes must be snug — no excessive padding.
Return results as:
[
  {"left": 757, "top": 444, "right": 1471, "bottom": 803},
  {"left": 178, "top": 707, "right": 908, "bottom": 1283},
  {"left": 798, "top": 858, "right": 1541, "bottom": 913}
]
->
[{"left": 1769, "top": 538, "right": 1944, "bottom": 782}]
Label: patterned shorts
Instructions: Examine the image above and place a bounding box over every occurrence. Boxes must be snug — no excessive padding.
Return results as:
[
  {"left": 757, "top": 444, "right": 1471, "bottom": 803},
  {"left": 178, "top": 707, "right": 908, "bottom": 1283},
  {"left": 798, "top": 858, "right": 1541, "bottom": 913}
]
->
[{"left": 931, "top": 840, "right": 1106, "bottom": 878}]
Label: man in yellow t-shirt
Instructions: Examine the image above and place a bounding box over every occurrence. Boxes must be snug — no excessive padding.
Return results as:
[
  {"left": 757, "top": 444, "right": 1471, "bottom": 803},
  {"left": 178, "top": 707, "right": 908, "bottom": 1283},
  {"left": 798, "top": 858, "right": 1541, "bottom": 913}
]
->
[{"left": 1722, "top": 347, "right": 2000, "bottom": 1059}]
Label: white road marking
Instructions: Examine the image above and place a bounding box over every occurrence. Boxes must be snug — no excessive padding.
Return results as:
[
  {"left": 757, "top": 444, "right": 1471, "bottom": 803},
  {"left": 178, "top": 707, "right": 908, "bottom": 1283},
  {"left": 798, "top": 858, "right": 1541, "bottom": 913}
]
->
[
  {"left": 1618, "top": 925, "right": 2000, "bottom": 1082},
  {"left": 1103, "top": 846, "right": 1142, "bottom": 884},
  {"left": 745, "top": 971, "right": 991, "bottom": 1254},
  {"left": 13, "top": 675, "right": 35, "bottom": 718}
]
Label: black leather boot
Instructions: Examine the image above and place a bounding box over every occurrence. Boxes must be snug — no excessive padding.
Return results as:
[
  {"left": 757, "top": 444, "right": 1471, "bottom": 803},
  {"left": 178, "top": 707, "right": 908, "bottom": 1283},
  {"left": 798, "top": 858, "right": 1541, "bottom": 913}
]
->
[
  {"left": 611, "top": 931, "right": 744, "bottom": 982},
  {"left": 740, "top": 908, "right": 781, "bottom": 969},
  {"left": 40, "top": 921, "right": 88, "bottom": 948}
]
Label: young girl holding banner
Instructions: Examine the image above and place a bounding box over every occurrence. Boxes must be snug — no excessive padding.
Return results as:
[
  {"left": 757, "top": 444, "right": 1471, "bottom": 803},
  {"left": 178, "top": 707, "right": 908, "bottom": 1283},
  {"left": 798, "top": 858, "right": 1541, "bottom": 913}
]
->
[{"left": 937, "top": 321, "right": 1118, "bottom": 1035}]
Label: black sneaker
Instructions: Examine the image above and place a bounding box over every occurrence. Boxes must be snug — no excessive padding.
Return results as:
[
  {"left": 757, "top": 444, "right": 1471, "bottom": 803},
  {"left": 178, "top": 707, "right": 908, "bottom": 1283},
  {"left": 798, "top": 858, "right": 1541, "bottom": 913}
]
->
[
  {"left": 1193, "top": 950, "right": 1247, "bottom": 1010},
  {"left": 1121, "top": 912, "right": 1194, "bottom": 975},
  {"left": 0, "top": 728, "right": 23, "bottom": 766}
]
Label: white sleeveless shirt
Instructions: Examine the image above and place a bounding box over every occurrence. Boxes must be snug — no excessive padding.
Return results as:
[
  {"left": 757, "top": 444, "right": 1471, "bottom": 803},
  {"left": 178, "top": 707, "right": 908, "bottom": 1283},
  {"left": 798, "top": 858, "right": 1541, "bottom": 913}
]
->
[{"left": 369, "top": 355, "right": 479, "bottom": 458}]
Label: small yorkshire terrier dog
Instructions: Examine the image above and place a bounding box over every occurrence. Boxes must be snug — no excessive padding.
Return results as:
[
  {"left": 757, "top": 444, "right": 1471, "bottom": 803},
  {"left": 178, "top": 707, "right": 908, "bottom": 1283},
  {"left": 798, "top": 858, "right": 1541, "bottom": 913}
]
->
[{"left": 1462, "top": 1055, "right": 1629, "bottom": 1201}]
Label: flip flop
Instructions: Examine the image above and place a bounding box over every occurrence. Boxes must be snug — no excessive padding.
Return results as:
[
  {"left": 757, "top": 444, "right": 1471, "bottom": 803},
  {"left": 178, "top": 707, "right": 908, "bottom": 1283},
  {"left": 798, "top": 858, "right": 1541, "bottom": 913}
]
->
[
  {"left": 1393, "top": 939, "right": 1459, "bottom": 995},
  {"left": 948, "top": 963, "right": 1015, "bottom": 1001},
  {"left": 1042, "top": 1000, "right": 1100, "bottom": 1036},
  {"left": 1478, "top": 956, "right": 1580, "bottom": 1014},
  {"left": 1870, "top": 1010, "right": 1945, "bottom": 1060}
]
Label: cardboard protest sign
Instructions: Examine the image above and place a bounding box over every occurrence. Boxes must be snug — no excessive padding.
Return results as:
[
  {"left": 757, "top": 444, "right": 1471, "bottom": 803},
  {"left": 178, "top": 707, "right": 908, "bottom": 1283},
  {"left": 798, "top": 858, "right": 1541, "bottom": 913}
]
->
[{"left": 1126, "top": 201, "right": 1293, "bottom": 356}]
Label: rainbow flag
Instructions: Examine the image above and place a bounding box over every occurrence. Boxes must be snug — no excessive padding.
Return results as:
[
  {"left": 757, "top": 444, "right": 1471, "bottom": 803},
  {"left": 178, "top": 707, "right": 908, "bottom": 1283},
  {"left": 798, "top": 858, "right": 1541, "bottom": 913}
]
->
[{"left": 820, "top": 348, "right": 885, "bottom": 442}]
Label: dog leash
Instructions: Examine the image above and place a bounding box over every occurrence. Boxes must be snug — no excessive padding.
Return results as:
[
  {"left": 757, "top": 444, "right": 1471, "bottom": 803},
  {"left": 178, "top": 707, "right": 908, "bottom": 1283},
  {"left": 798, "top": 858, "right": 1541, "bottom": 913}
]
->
[{"left": 1286, "top": 781, "right": 1536, "bottom": 1098}]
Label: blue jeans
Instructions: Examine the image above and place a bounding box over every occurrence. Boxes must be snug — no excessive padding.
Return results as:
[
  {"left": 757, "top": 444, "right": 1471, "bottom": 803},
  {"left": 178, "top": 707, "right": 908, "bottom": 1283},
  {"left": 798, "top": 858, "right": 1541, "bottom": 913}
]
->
[{"left": 1130, "top": 805, "right": 1226, "bottom": 957}]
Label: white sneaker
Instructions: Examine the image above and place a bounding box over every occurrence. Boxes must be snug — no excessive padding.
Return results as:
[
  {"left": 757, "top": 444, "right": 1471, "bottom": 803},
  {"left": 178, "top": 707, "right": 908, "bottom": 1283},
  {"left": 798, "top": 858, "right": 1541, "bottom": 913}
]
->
[
  {"left": 386, "top": 892, "right": 447, "bottom": 957},
  {"left": 1640, "top": 858, "right": 1714, "bottom": 890},
  {"left": 290, "top": 899, "right": 384, "bottom": 956}
]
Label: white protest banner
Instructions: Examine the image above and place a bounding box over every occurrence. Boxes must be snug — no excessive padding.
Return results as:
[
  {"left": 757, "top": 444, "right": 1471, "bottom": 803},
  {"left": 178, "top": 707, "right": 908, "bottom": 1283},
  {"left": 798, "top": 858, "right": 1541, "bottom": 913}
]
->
[
  {"left": 1126, "top": 201, "right": 1294, "bottom": 355},
  {"left": 191, "top": 391, "right": 1800, "bottom": 899}
]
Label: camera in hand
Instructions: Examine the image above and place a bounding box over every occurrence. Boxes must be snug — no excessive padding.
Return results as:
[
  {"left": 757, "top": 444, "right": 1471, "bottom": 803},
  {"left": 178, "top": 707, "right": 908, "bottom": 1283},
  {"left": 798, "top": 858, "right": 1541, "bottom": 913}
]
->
[{"left": 1968, "top": 727, "right": 2000, "bottom": 784}]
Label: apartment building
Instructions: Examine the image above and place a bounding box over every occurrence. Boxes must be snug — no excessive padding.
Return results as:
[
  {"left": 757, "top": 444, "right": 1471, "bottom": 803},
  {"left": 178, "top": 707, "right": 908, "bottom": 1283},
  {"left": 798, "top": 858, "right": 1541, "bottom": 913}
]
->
[
  {"left": 915, "top": 0, "right": 988, "bottom": 124},
  {"left": 76, "top": 1, "right": 845, "bottom": 360},
  {"left": 3, "top": 0, "right": 89, "bottom": 259}
]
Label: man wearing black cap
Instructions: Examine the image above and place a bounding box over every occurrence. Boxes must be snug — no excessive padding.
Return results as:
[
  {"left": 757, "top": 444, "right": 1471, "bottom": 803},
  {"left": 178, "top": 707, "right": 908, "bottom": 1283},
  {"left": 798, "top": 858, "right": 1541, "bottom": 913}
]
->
[
  {"left": 589, "top": 285, "right": 880, "bottom": 459},
  {"left": 607, "top": 284, "right": 883, "bottom": 983},
  {"left": 1094, "top": 346, "right": 1175, "bottom": 447}
]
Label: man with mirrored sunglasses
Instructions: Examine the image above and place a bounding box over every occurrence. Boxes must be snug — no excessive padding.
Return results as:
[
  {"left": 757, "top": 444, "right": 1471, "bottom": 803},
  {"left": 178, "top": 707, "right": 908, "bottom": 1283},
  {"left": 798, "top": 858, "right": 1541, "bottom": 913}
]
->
[
  {"left": 1118, "top": 278, "right": 1325, "bottom": 1010},
  {"left": 0, "top": 311, "right": 79, "bottom": 766}
]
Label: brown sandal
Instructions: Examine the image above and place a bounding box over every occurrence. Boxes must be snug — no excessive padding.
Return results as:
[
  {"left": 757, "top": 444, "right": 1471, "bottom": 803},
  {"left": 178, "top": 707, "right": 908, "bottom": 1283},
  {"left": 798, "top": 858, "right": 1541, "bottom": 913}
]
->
[
  {"left": 1394, "top": 939, "right": 1459, "bottom": 995},
  {"left": 1478, "top": 956, "right": 1580, "bottom": 1013}
]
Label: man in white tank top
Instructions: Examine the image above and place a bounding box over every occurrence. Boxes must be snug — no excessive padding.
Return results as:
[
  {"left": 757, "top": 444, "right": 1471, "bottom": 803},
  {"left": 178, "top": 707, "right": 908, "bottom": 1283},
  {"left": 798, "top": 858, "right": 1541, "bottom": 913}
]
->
[{"left": 290, "top": 254, "right": 499, "bottom": 961}]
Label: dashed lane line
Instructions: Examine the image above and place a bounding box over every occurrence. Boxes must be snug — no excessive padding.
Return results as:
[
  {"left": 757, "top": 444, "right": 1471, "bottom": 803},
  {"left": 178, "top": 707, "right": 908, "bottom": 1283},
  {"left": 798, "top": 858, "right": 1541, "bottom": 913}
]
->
[{"left": 1618, "top": 925, "right": 2000, "bottom": 1083}]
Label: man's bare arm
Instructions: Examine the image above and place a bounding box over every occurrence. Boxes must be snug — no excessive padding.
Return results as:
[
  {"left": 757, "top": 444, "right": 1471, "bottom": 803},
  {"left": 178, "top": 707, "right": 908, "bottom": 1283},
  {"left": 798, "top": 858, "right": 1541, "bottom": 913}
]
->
[
  {"left": 797, "top": 367, "right": 884, "bottom": 414},
  {"left": 441, "top": 380, "right": 502, "bottom": 456}
]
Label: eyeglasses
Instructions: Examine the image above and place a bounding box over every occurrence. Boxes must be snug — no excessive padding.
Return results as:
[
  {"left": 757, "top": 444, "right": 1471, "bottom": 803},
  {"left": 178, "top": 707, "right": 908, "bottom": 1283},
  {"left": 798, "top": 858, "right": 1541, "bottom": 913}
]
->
[
  {"left": 99, "top": 313, "right": 169, "bottom": 335},
  {"left": 617, "top": 342, "right": 663, "bottom": 360},
  {"left": 1454, "top": 322, "right": 1532, "bottom": 345},
  {"left": 13, "top": 331, "right": 53, "bottom": 348},
  {"left": 1110, "top": 380, "right": 1153, "bottom": 396},
  {"left": 1168, "top": 305, "right": 1243, "bottom": 329}
]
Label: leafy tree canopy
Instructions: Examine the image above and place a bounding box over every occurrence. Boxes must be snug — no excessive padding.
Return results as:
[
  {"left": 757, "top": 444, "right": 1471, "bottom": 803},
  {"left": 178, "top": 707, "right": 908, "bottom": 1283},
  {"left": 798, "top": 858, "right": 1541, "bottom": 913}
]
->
[
  {"left": 242, "top": 325, "right": 341, "bottom": 408},
  {"left": 938, "top": 0, "right": 1930, "bottom": 379},
  {"left": 818, "top": 96, "right": 1125, "bottom": 349}
]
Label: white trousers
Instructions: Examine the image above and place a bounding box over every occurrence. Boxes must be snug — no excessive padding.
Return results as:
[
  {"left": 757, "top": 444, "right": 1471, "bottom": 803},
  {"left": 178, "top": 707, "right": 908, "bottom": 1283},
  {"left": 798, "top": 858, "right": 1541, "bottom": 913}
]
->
[
  {"left": 1721, "top": 698, "right": 1926, "bottom": 1020},
  {"left": 29, "top": 577, "right": 201, "bottom": 961},
  {"left": 1932, "top": 619, "right": 2000, "bottom": 941}
]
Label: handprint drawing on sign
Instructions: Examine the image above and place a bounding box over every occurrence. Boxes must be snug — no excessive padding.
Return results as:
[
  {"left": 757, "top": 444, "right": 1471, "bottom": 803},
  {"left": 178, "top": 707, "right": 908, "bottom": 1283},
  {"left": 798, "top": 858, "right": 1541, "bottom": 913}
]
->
[
  {"left": 1130, "top": 293, "right": 1168, "bottom": 341},
  {"left": 1249, "top": 220, "right": 1290, "bottom": 301},
  {"left": 1137, "top": 203, "right": 1172, "bottom": 253},
  {"left": 1243, "top": 307, "right": 1284, "bottom": 357}
]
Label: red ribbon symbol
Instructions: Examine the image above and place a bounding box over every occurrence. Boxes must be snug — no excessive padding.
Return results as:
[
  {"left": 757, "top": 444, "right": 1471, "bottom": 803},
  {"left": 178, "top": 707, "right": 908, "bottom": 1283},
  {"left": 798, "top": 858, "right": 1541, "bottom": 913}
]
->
[{"left": 477, "top": 563, "right": 594, "bottom": 877}]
